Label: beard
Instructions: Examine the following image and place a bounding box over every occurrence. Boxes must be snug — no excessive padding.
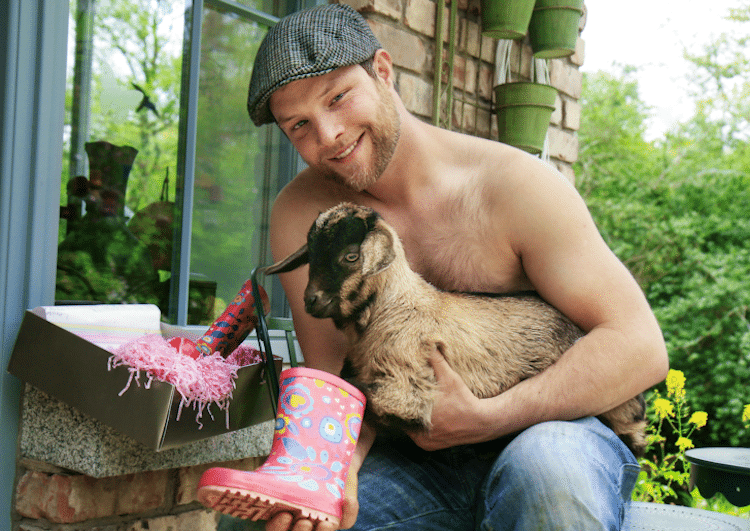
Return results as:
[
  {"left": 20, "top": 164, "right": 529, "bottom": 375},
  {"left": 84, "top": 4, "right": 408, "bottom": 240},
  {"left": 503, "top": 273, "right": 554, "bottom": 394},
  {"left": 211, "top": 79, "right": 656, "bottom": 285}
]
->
[{"left": 326, "top": 81, "right": 401, "bottom": 192}]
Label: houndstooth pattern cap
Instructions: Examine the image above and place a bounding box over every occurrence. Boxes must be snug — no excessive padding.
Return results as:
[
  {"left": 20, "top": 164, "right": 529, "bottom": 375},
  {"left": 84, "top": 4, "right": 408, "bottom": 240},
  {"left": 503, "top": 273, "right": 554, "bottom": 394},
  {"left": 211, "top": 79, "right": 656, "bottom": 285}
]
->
[{"left": 247, "top": 3, "right": 382, "bottom": 126}]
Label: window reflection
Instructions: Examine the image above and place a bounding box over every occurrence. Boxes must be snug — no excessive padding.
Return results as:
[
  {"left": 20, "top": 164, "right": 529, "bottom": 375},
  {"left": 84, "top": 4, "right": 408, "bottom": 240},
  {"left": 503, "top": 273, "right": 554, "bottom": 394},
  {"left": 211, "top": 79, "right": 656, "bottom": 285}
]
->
[
  {"left": 58, "top": 0, "right": 185, "bottom": 308},
  {"left": 57, "top": 0, "right": 289, "bottom": 324},
  {"left": 189, "top": 6, "right": 283, "bottom": 325}
]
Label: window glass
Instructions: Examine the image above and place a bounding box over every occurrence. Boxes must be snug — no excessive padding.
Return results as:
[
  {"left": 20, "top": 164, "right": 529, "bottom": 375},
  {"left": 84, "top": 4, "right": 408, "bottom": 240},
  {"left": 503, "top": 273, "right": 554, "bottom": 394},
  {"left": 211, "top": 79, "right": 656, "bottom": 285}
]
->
[
  {"left": 57, "top": 0, "right": 290, "bottom": 325},
  {"left": 188, "top": 5, "right": 285, "bottom": 324},
  {"left": 58, "top": 0, "right": 185, "bottom": 309}
]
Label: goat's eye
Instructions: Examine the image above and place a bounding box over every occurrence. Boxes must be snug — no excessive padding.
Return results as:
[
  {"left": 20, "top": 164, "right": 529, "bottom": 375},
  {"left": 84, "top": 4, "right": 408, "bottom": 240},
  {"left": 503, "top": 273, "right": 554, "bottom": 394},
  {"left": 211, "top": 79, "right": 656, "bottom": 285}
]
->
[{"left": 344, "top": 252, "right": 359, "bottom": 263}]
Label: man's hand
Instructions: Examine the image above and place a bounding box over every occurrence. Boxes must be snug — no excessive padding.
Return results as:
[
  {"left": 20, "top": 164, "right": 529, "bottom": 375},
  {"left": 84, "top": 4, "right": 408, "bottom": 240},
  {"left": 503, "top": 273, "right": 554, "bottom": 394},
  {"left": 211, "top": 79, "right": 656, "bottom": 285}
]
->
[{"left": 408, "top": 350, "right": 493, "bottom": 451}]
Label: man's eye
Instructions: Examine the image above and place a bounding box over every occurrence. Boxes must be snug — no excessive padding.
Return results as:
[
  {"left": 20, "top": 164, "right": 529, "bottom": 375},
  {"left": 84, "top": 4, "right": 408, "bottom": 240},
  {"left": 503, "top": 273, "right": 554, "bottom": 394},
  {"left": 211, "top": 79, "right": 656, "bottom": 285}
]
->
[
  {"left": 292, "top": 120, "right": 307, "bottom": 131},
  {"left": 331, "top": 92, "right": 345, "bottom": 105}
]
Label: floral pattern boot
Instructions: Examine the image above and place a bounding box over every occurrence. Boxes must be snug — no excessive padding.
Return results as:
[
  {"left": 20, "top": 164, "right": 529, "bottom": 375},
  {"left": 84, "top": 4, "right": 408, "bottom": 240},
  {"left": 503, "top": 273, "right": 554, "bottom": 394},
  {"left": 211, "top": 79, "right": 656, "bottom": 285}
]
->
[{"left": 198, "top": 367, "right": 366, "bottom": 526}]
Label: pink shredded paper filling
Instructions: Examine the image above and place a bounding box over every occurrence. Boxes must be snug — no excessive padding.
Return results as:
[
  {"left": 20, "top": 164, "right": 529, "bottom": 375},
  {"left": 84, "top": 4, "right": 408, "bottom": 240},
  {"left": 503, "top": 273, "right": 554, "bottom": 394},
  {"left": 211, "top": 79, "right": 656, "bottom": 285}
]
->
[{"left": 109, "top": 335, "right": 264, "bottom": 428}]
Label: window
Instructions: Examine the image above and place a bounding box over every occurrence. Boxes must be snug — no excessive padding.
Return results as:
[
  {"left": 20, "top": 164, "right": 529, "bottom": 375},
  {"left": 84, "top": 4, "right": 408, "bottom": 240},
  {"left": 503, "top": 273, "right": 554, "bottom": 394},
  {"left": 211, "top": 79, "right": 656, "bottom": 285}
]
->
[{"left": 57, "top": 0, "right": 300, "bottom": 325}]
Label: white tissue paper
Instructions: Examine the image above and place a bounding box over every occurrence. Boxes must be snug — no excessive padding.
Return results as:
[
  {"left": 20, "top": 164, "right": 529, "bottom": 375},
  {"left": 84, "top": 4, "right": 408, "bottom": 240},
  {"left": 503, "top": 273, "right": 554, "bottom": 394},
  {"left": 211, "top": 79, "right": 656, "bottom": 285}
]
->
[{"left": 32, "top": 304, "right": 162, "bottom": 352}]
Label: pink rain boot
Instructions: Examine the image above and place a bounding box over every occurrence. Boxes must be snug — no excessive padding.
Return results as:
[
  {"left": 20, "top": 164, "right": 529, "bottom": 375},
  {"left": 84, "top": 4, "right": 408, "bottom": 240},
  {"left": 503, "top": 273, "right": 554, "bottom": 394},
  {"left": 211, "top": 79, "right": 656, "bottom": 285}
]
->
[{"left": 197, "top": 367, "right": 366, "bottom": 526}]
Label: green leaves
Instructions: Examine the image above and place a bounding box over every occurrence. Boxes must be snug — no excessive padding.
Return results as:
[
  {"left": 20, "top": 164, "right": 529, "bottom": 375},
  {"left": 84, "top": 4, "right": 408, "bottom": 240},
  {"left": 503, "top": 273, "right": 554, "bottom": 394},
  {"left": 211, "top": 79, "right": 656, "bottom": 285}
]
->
[{"left": 576, "top": 61, "right": 750, "bottom": 448}]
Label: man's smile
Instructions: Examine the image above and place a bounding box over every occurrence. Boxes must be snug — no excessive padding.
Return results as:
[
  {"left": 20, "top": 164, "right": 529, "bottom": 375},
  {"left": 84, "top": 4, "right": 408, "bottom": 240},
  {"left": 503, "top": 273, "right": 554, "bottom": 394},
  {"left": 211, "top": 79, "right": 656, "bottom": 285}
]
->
[{"left": 332, "top": 134, "right": 362, "bottom": 161}]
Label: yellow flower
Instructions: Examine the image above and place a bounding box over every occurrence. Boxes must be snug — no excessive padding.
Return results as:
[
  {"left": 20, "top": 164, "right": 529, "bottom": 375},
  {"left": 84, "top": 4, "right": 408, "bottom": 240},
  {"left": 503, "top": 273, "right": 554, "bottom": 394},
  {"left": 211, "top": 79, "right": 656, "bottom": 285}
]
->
[
  {"left": 743, "top": 404, "right": 750, "bottom": 425},
  {"left": 689, "top": 411, "right": 708, "bottom": 428},
  {"left": 646, "top": 433, "right": 665, "bottom": 445},
  {"left": 653, "top": 398, "right": 674, "bottom": 419},
  {"left": 676, "top": 436, "right": 694, "bottom": 451},
  {"left": 666, "top": 369, "right": 686, "bottom": 400}
]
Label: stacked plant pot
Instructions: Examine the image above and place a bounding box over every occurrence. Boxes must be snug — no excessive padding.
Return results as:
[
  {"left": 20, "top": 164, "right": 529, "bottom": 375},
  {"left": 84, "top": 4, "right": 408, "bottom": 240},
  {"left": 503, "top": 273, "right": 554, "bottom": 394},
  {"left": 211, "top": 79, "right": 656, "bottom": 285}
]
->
[{"left": 481, "top": 0, "right": 583, "bottom": 154}]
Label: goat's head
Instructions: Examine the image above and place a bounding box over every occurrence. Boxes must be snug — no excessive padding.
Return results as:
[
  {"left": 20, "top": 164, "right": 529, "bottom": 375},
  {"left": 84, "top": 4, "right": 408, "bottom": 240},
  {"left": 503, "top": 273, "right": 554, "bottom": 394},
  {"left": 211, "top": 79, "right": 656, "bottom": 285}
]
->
[{"left": 264, "top": 203, "right": 396, "bottom": 321}]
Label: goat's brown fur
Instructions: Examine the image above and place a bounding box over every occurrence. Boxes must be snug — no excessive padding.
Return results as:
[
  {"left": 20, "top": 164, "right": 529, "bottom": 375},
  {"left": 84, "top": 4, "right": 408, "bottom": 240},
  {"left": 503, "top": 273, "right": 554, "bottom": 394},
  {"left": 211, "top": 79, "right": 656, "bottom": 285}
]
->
[{"left": 265, "top": 203, "right": 647, "bottom": 456}]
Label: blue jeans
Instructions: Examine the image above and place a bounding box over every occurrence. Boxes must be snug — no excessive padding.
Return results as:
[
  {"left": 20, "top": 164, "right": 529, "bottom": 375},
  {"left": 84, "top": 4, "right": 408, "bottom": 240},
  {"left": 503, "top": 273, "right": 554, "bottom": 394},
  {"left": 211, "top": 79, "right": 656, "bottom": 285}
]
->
[
  {"left": 353, "top": 417, "right": 640, "bottom": 531},
  {"left": 217, "top": 417, "right": 639, "bottom": 531}
]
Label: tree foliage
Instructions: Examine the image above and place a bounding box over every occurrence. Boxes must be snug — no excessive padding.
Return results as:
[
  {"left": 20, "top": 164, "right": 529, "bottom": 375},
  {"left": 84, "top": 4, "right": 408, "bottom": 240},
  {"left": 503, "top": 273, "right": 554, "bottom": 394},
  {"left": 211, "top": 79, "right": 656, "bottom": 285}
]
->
[
  {"left": 683, "top": 2, "right": 750, "bottom": 148},
  {"left": 575, "top": 11, "right": 750, "bottom": 447},
  {"left": 90, "top": 0, "right": 183, "bottom": 210}
]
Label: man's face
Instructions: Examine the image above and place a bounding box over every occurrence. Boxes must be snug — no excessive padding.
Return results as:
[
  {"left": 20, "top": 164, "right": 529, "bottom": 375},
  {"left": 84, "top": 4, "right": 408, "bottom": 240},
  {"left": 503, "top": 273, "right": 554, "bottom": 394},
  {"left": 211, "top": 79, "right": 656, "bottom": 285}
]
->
[{"left": 269, "top": 63, "right": 400, "bottom": 191}]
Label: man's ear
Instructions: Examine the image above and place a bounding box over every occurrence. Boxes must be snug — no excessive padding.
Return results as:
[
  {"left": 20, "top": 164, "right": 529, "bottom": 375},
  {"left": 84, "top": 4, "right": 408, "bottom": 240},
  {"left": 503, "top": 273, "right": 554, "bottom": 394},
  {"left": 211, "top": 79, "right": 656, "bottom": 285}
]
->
[{"left": 372, "top": 49, "right": 395, "bottom": 88}]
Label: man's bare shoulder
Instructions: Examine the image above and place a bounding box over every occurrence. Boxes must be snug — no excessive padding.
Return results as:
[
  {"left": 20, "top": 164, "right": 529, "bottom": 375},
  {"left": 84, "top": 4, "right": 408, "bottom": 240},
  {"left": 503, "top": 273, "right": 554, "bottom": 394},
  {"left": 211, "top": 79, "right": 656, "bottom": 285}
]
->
[
  {"left": 270, "top": 169, "right": 366, "bottom": 257},
  {"left": 442, "top": 133, "right": 574, "bottom": 208},
  {"left": 276, "top": 170, "right": 347, "bottom": 214},
  {"left": 442, "top": 131, "right": 536, "bottom": 187}
]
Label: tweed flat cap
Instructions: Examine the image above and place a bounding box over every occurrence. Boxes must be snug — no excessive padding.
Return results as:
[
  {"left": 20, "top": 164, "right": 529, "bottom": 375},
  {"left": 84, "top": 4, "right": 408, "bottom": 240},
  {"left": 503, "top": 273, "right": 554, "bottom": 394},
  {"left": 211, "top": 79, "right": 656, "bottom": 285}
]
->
[{"left": 247, "top": 4, "right": 381, "bottom": 126}]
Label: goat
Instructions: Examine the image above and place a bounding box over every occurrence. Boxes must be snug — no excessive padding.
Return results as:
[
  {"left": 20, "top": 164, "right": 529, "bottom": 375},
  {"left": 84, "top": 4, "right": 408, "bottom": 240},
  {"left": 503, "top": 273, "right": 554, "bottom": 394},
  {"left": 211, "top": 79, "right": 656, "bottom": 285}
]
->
[{"left": 264, "top": 202, "right": 646, "bottom": 456}]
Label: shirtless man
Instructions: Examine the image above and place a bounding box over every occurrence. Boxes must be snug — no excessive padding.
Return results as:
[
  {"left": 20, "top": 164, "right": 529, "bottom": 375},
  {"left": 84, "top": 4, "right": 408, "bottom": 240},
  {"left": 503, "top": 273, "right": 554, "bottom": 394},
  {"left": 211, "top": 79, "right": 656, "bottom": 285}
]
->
[{"left": 225, "top": 4, "right": 667, "bottom": 530}]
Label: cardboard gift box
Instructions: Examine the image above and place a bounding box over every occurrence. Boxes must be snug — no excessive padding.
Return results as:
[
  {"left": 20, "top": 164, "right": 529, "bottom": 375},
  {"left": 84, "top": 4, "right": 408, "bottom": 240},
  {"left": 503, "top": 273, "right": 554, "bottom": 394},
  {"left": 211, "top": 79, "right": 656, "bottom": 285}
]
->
[{"left": 8, "top": 305, "right": 281, "bottom": 451}]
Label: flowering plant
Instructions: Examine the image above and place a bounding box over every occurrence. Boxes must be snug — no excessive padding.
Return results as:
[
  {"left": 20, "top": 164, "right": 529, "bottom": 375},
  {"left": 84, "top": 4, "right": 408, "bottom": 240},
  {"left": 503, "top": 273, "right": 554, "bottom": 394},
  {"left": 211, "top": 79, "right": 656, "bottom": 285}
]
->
[{"left": 632, "top": 369, "right": 708, "bottom": 504}]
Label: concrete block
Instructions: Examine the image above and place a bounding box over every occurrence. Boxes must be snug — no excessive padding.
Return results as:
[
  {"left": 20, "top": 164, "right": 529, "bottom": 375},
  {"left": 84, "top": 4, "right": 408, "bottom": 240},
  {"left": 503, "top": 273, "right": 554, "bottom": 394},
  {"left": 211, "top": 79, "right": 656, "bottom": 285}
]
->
[
  {"left": 346, "top": 0, "right": 402, "bottom": 20},
  {"left": 547, "top": 127, "right": 579, "bottom": 163},
  {"left": 551, "top": 93, "right": 563, "bottom": 126},
  {"left": 563, "top": 98, "right": 581, "bottom": 131},
  {"left": 399, "top": 71, "right": 434, "bottom": 118}
]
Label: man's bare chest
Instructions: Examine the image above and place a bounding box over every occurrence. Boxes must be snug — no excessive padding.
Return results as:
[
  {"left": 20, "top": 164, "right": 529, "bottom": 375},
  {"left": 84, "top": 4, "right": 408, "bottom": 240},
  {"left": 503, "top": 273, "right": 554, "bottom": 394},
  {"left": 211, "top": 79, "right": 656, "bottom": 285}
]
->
[{"left": 395, "top": 219, "right": 532, "bottom": 295}]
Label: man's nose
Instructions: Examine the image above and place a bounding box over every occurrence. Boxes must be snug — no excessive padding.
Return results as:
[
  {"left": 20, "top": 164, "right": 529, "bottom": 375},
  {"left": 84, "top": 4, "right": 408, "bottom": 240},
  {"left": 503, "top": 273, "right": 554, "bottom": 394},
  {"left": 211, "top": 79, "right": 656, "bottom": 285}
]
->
[{"left": 315, "top": 115, "right": 344, "bottom": 148}]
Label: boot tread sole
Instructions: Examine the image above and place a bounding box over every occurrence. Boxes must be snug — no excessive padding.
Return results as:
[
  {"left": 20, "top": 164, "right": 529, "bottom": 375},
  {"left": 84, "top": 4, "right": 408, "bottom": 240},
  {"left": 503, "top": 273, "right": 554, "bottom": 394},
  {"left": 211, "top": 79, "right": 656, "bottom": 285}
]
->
[{"left": 197, "top": 484, "right": 341, "bottom": 526}]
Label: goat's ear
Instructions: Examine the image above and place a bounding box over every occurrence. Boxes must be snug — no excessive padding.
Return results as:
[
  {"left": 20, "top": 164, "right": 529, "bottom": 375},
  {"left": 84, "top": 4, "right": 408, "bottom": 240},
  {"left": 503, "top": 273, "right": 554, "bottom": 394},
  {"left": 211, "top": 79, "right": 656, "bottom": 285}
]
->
[
  {"left": 360, "top": 226, "right": 396, "bottom": 276},
  {"left": 261, "top": 244, "right": 309, "bottom": 275}
]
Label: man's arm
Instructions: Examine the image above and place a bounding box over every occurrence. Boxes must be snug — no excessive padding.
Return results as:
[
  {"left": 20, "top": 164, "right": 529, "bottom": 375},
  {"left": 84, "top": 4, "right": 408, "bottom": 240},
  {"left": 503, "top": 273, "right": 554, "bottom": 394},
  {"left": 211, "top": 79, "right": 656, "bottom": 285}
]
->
[
  {"left": 268, "top": 174, "right": 355, "bottom": 374},
  {"left": 265, "top": 178, "right": 372, "bottom": 530},
  {"left": 411, "top": 158, "right": 668, "bottom": 450}
]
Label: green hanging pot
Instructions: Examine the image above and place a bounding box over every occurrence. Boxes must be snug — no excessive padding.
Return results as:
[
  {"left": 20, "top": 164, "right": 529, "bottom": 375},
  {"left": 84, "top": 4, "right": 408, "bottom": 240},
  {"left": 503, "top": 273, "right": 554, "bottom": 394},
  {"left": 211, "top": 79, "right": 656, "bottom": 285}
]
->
[
  {"left": 480, "top": 0, "right": 536, "bottom": 40},
  {"left": 528, "top": 0, "right": 584, "bottom": 59},
  {"left": 494, "top": 82, "right": 557, "bottom": 154}
]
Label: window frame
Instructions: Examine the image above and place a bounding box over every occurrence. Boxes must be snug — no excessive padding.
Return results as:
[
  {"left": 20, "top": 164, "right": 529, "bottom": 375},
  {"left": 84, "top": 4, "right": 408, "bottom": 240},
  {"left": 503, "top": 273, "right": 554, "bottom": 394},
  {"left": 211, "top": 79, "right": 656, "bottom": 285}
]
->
[{"left": 1, "top": 0, "right": 71, "bottom": 524}]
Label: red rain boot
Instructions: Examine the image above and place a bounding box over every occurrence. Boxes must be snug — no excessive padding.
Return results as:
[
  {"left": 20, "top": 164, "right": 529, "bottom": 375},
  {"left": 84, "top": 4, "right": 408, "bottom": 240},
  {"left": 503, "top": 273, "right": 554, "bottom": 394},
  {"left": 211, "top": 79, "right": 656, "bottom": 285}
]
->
[{"left": 197, "top": 367, "right": 366, "bottom": 526}]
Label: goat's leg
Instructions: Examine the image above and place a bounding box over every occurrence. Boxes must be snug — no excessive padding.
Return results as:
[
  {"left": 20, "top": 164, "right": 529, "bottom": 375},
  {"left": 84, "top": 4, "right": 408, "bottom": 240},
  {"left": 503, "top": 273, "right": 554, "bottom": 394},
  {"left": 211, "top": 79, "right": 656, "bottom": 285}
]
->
[
  {"left": 363, "top": 370, "right": 436, "bottom": 431},
  {"left": 597, "top": 395, "right": 647, "bottom": 457}
]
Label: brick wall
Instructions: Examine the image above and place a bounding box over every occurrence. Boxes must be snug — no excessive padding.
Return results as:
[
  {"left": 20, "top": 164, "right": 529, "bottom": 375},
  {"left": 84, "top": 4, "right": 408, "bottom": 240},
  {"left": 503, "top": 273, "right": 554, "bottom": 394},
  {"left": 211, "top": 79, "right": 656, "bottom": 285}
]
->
[
  {"left": 13, "top": 456, "right": 264, "bottom": 530},
  {"left": 11, "top": 2, "right": 585, "bottom": 529},
  {"left": 355, "top": 0, "right": 585, "bottom": 182}
]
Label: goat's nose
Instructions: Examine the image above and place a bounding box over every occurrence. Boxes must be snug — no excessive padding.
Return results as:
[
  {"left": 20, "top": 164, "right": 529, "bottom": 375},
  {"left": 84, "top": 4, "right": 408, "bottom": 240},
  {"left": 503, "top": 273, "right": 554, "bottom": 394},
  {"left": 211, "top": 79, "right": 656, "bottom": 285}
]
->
[
  {"left": 304, "top": 293, "right": 318, "bottom": 311},
  {"left": 304, "top": 288, "right": 333, "bottom": 317},
  {"left": 304, "top": 285, "right": 320, "bottom": 311}
]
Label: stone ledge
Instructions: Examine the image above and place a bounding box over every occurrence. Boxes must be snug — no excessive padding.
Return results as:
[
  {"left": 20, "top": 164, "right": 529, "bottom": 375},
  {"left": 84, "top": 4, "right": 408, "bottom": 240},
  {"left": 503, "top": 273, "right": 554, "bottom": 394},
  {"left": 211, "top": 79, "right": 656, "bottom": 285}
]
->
[{"left": 19, "top": 386, "right": 273, "bottom": 478}]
